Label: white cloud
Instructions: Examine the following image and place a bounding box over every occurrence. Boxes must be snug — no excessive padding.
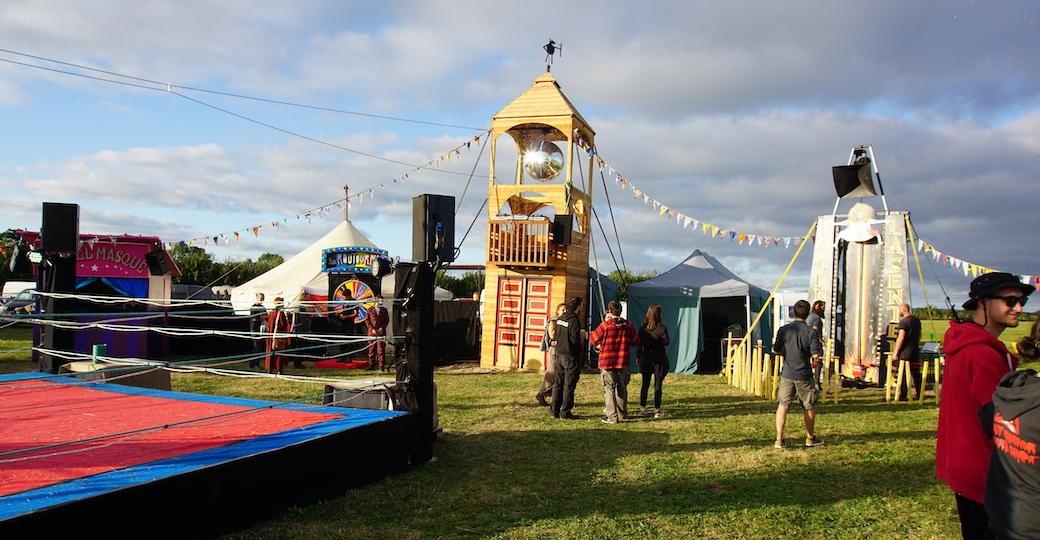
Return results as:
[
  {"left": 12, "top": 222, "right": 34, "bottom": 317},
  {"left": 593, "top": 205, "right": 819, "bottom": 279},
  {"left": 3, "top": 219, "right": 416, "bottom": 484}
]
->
[{"left": 1, "top": 0, "right": 1038, "bottom": 304}]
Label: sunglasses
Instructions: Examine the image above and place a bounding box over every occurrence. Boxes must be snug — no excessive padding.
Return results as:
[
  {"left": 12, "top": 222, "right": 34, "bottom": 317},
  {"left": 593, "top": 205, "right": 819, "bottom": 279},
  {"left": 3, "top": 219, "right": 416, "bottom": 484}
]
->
[{"left": 986, "top": 295, "right": 1029, "bottom": 308}]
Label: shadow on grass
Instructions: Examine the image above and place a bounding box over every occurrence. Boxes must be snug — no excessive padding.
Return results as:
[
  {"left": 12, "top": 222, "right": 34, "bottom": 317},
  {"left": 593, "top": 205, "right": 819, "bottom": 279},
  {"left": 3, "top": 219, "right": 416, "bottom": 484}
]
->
[{"left": 236, "top": 424, "right": 943, "bottom": 539}]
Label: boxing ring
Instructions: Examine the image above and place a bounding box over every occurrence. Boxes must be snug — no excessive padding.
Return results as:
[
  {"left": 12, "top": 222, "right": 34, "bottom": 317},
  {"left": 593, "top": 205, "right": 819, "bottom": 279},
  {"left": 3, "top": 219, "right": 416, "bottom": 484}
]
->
[{"left": 0, "top": 372, "right": 415, "bottom": 536}]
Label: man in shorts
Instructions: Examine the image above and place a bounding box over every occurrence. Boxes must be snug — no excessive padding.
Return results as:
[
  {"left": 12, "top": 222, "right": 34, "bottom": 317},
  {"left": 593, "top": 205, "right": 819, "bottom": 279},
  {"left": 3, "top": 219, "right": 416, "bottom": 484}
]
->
[{"left": 772, "top": 299, "right": 824, "bottom": 449}]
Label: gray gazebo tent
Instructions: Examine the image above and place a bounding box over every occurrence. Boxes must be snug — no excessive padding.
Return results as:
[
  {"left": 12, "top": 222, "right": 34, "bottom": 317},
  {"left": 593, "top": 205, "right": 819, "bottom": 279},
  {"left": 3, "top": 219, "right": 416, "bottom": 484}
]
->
[{"left": 627, "top": 250, "right": 771, "bottom": 374}]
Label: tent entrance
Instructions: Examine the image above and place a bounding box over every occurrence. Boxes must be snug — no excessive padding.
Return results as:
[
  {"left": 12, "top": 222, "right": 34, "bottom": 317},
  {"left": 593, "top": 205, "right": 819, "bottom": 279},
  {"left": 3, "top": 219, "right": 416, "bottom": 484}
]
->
[
  {"left": 699, "top": 297, "right": 747, "bottom": 374},
  {"left": 493, "top": 277, "right": 552, "bottom": 370}
]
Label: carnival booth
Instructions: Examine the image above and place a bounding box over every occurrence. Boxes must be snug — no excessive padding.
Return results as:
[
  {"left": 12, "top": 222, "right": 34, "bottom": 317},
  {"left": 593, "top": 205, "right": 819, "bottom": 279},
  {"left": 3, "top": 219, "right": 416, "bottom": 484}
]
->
[
  {"left": 15, "top": 231, "right": 180, "bottom": 360},
  {"left": 627, "top": 250, "right": 771, "bottom": 374}
]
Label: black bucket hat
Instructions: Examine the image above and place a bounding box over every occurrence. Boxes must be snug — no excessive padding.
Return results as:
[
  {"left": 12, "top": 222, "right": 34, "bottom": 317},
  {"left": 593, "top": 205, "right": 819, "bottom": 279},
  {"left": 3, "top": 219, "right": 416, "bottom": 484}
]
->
[{"left": 962, "top": 272, "right": 1035, "bottom": 310}]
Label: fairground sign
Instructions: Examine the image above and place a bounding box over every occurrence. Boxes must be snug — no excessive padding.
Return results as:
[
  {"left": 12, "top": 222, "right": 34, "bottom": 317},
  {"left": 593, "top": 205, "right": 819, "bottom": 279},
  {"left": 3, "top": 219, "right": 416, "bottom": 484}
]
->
[{"left": 322, "top": 246, "right": 389, "bottom": 274}]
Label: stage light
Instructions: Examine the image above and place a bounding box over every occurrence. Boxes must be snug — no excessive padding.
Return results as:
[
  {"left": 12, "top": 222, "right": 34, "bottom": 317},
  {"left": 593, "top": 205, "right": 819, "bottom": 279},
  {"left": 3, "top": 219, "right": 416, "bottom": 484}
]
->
[
  {"left": 522, "top": 141, "right": 564, "bottom": 181},
  {"left": 27, "top": 250, "right": 44, "bottom": 264}
]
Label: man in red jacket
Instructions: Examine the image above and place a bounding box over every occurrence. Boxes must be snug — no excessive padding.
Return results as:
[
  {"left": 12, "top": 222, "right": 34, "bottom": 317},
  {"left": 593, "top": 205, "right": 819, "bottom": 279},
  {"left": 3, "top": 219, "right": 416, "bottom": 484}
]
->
[
  {"left": 590, "top": 300, "right": 639, "bottom": 424},
  {"left": 937, "top": 272, "right": 1034, "bottom": 539}
]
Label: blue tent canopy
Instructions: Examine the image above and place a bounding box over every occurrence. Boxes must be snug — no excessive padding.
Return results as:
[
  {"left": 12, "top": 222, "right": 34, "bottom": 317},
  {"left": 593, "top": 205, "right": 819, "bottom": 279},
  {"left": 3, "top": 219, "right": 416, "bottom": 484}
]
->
[{"left": 627, "top": 250, "right": 771, "bottom": 374}]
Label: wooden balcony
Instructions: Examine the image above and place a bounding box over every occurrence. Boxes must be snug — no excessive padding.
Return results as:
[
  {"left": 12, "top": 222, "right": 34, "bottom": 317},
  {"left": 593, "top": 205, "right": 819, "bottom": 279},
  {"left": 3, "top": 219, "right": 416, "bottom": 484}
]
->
[{"left": 488, "top": 217, "right": 552, "bottom": 267}]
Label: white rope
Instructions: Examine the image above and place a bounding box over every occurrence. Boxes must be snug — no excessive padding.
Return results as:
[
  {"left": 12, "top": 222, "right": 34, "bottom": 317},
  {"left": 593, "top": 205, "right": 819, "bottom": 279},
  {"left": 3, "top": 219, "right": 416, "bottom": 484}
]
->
[
  {"left": 6, "top": 316, "right": 379, "bottom": 344},
  {"left": 33, "top": 290, "right": 408, "bottom": 310}
]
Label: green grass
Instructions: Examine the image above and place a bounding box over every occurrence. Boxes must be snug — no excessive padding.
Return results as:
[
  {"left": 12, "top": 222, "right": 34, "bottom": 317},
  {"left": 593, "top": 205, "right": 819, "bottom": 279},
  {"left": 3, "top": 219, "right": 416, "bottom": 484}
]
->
[
  {"left": 919, "top": 318, "right": 1032, "bottom": 348},
  {"left": 0, "top": 326, "right": 1022, "bottom": 538}
]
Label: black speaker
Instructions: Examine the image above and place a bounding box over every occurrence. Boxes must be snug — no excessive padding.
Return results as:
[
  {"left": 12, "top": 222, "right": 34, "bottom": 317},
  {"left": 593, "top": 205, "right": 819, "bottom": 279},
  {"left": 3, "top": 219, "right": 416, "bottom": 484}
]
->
[
  {"left": 832, "top": 164, "right": 877, "bottom": 198},
  {"left": 412, "top": 194, "right": 455, "bottom": 263},
  {"left": 552, "top": 214, "right": 573, "bottom": 245},
  {"left": 41, "top": 202, "right": 79, "bottom": 253},
  {"left": 8, "top": 241, "right": 31, "bottom": 273},
  {"left": 145, "top": 250, "right": 171, "bottom": 275},
  {"left": 38, "top": 254, "right": 77, "bottom": 373}
]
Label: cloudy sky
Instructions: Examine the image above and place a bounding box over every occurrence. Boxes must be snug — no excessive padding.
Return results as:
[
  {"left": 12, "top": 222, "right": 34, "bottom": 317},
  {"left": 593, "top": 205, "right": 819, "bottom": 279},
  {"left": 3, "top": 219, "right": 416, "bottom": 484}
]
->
[{"left": 1, "top": 1, "right": 1038, "bottom": 305}]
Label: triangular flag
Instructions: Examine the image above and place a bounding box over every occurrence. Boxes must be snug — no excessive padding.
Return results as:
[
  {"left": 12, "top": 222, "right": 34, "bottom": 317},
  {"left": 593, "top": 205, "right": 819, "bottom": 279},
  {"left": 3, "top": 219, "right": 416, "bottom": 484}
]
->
[{"left": 251, "top": 226, "right": 260, "bottom": 237}]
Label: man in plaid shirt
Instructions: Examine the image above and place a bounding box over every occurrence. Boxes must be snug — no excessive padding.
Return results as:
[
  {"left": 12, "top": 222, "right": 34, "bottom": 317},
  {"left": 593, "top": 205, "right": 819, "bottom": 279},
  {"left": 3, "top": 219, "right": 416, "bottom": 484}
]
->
[{"left": 591, "top": 300, "right": 640, "bottom": 424}]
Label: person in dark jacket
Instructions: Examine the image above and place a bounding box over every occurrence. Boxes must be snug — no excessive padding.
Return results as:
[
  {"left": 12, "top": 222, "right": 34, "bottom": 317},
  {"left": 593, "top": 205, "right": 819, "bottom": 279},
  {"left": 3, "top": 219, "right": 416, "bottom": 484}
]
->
[
  {"left": 550, "top": 297, "right": 584, "bottom": 419},
  {"left": 894, "top": 302, "right": 923, "bottom": 400},
  {"left": 937, "top": 272, "right": 1032, "bottom": 539},
  {"left": 636, "top": 304, "right": 670, "bottom": 419},
  {"left": 772, "top": 299, "right": 824, "bottom": 449},
  {"left": 980, "top": 320, "right": 1040, "bottom": 540}
]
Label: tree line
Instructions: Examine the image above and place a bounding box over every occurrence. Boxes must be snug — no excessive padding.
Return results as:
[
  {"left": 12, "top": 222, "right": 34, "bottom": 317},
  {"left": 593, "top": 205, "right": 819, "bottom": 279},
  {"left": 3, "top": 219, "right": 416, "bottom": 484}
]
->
[{"left": 168, "top": 244, "right": 284, "bottom": 286}]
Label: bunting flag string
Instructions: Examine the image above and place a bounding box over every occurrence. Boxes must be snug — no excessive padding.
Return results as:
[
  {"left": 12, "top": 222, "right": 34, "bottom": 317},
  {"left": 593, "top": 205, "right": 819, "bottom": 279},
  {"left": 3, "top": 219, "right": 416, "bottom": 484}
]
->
[
  {"left": 571, "top": 134, "right": 1039, "bottom": 289},
  {"left": 173, "top": 131, "right": 488, "bottom": 249},
  {"left": 574, "top": 135, "right": 805, "bottom": 250},
  {"left": 913, "top": 238, "right": 1038, "bottom": 289}
]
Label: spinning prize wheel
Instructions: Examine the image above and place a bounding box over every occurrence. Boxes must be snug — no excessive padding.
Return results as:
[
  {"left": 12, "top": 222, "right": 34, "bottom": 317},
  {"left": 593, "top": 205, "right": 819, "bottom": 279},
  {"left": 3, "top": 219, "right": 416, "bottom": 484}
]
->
[{"left": 333, "top": 279, "right": 375, "bottom": 322}]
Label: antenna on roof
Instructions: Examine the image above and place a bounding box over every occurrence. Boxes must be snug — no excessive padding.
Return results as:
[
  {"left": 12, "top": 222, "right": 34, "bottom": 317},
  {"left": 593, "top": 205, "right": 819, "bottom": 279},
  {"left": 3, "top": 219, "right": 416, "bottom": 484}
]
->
[
  {"left": 543, "top": 39, "right": 562, "bottom": 72},
  {"left": 343, "top": 184, "right": 350, "bottom": 221}
]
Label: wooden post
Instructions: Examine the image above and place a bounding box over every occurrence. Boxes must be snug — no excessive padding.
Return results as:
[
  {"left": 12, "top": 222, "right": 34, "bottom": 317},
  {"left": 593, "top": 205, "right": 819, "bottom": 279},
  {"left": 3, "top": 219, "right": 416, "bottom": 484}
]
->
[
  {"left": 724, "top": 331, "right": 734, "bottom": 384},
  {"left": 919, "top": 361, "right": 930, "bottom": 404},
  {"left": 894, "top": 357, "right": 907, "bottom": 403},
  {"left": 935, "top": 356, "right": 943, "bottom": 402},
  {"left": 885, "top": 354, "right": 894, "bottom": 403},
  {"left": 830, "top": 355, "right": 840, "bottom": 404}
]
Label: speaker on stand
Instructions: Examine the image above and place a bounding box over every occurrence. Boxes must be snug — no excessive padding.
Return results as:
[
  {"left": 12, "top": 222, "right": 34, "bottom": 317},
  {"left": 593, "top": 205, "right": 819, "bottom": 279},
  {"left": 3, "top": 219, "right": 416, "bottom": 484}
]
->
[{"left": 37, "top": 202, "right": 80, "bottom": 374}]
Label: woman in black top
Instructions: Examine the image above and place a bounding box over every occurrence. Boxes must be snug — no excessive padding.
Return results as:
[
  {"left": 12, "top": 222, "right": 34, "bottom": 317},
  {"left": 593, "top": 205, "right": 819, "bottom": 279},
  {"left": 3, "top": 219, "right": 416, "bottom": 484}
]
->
[{"left": 637, "top": 304, "right": 670, "bottom": 418}]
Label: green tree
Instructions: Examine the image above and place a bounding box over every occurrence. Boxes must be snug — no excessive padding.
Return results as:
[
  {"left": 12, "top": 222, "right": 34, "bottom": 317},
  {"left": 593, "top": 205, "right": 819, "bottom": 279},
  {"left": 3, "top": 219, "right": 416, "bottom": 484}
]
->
[
  {"left": 607, "top": 269, "right": 659, "bottom": 300},
  {"left": 169, "top": 244, "right": 218, "bottom": 285},
  {"left": 436, "top": 270, "right": 485, "bottom": 299}
]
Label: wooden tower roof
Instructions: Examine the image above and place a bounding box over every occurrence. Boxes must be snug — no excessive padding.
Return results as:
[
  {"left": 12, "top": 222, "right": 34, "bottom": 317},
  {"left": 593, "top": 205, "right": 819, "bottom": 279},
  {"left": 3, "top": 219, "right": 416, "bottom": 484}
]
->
[{"left": 492, "top": 71, "right": 595, "bottom": 140}]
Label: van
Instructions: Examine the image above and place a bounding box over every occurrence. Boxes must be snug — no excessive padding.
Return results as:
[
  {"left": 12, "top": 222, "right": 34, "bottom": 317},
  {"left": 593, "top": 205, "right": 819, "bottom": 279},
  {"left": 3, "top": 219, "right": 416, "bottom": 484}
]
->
[{"left": 2, "top": 281, "right": 35, "bottom": 301}]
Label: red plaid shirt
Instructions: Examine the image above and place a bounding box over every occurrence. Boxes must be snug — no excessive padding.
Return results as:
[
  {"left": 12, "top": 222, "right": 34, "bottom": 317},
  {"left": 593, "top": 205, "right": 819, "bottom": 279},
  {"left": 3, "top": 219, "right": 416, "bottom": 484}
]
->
[{"left": 590, "top": 317, "right": 639, "bottom": 370}]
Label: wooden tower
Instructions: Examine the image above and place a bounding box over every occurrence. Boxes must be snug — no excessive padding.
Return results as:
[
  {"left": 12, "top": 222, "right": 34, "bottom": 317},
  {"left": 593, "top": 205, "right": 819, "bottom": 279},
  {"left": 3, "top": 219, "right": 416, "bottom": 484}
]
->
[{"left": 480, "top": 71, "right": 595, "bottom": 371}]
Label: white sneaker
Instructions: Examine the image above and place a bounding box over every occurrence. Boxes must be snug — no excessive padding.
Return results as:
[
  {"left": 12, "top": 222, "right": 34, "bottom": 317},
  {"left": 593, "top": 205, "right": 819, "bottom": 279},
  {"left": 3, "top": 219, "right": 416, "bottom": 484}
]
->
[
  {"left": 640, "top": 406, "right": 649, "bottom": 416},
  {"left": 654, "top": 409, "right": 665, "bottom": 419}
]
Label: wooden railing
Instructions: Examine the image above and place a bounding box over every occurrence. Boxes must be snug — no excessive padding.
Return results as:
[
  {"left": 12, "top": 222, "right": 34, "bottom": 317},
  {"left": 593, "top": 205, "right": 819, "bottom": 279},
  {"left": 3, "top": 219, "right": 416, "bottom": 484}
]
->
[{"left": 488, "top": 217, "right": 552, "bottom": 267}]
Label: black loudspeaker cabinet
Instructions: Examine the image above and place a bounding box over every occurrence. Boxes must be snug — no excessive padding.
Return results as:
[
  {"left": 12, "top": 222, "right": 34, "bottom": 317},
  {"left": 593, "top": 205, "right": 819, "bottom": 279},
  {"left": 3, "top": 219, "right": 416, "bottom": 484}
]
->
[
  {"left": 145, "top": 250, "right": 171, "bottom": 275},
  {"left": 41, "top": 202, "right": 80, "bottom": 253},
  {"left": 552, "top": 214, "right": 573, "bottom": 245},
  {"left": 38, "top": 255, "right": 78, "bottom": 373},
  {"left": 832, "top": 165, "right": 877, "bottom": 199},
  {"left": 412, "top": 194, "right": 455, "bottom": 263}
]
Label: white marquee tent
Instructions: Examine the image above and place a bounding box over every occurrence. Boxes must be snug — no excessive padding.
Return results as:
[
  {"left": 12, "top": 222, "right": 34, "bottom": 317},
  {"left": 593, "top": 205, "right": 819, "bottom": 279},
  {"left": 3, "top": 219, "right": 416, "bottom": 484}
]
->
[{"left": 230, "top": 220, "right": 451, "bottom": 312}]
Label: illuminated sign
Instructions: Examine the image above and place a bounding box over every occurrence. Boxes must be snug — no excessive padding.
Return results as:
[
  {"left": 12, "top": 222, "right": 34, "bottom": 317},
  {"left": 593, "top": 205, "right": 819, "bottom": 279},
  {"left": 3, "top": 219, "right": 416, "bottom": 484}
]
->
[{"left": 322, "top": 246, "right": 388, "bottom": 274}]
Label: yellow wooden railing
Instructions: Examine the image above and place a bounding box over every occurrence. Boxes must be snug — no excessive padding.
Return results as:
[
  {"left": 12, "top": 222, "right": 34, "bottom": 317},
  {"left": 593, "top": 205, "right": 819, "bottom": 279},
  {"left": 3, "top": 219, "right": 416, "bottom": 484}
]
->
[
  {"left": 487, "top": 217, "right": 552, "bottom": 267},
  {"left": 884, "top": 353, "right": 943, "bottom": 404},
  {"left": 724, "top": 334, "right": 840, "bottom": 403}
]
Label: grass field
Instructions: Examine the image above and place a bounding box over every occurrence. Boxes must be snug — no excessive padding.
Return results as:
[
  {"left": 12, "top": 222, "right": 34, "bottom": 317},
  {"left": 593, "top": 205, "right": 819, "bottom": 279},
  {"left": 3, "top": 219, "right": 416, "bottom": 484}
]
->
[
  {"left": 918, "top": 318, "right": 1032, "bottom": 346},
  {"left": 1, "top": 325, "right": 1037, "bottom": 538}
]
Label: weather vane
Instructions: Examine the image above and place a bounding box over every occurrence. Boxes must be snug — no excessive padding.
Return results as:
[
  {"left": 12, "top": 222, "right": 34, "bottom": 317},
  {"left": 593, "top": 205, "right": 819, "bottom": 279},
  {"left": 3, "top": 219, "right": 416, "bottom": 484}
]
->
[{"left": 543, "top": 39, "right": 562, "bottom": 71}]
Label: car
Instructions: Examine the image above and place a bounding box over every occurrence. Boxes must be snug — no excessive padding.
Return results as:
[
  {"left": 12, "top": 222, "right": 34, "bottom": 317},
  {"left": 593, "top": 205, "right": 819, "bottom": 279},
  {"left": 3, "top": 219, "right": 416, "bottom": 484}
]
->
[{"left": 0, "top": 288, "right": 37, "bottom": 314}]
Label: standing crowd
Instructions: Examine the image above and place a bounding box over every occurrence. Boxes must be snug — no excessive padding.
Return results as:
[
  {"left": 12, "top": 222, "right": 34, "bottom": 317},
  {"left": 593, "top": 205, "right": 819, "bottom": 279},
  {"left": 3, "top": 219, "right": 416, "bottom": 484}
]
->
[{"left": 539, "top": 297, "right": 672, "bottom": 423}]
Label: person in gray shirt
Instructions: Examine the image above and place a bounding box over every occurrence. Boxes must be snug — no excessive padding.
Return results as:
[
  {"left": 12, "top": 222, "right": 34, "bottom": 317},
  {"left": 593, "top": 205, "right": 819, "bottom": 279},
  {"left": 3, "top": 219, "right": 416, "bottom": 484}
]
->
[{"left": 772, "top": 300, "right": 824, "bottom": 449}]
